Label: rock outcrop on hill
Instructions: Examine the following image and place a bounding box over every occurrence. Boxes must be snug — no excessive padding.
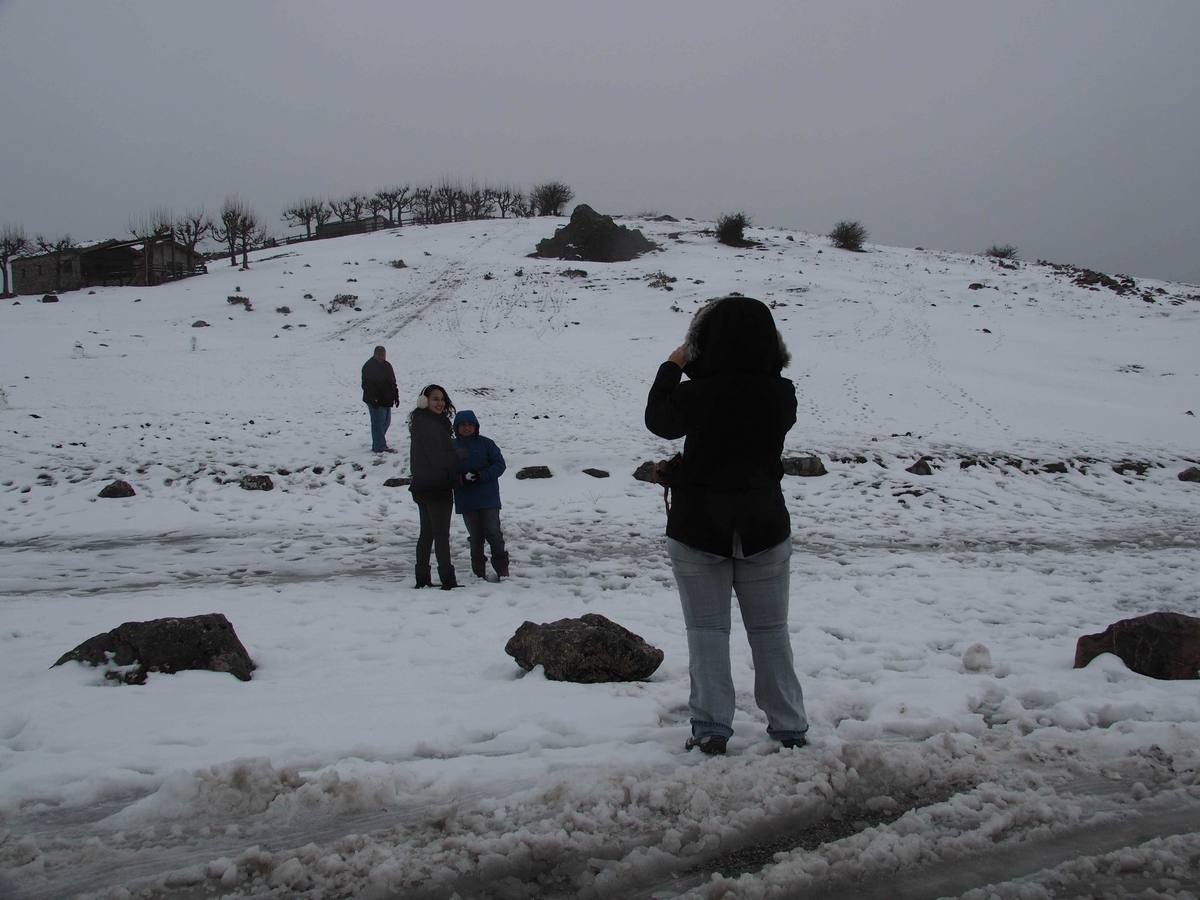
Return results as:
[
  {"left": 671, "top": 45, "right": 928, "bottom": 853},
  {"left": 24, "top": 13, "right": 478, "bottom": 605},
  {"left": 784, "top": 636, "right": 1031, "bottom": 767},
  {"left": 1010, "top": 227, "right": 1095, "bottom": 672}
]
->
[{"left": 534, "top": 205, "right": 658, "bottom": 262}]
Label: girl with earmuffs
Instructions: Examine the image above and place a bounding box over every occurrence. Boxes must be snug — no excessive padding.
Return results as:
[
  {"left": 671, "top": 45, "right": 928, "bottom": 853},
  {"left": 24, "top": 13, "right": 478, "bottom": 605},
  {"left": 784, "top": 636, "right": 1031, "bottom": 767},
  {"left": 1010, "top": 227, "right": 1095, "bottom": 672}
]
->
[{"left": 407, "top": 383, "right": 461, "bottom": 589}]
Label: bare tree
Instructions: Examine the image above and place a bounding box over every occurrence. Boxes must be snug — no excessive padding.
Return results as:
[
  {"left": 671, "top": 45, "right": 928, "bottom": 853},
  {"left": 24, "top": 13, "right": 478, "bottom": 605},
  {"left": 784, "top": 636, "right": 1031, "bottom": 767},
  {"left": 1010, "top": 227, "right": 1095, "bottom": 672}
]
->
[
  {"left": 492, "top": 186, "right": 522, "bottom": 219},
  {"left": 1, "top": 225, "right": 29, "bottom": 296},
  {"left": 529, "top": 181, "right": 574, "bottom": 216},
  {"left": 327, "top": 198, "right": 347, "bottom": 222},
  {"left": 376, "top": 185, "right": 411, "bottom": 226},
  {"left": 237, "top": 206, "right": 262, "bottom": 269},
  {"left": 211, "top": 196, "right": 249, "bottom": 267},
  {"left": 412, "top": 187, "right": 434, "bottom": 225},
  {"left": 464, "top": 183, "right": 494, "bottom": 220},
  {"left": 366, "top": 191, "right": 387, "bottom": 224},
  {"left": 282, "top": 198, "right": 324, "bottom": 239},
  {"left": 174, "top": 208, "right": 210, "bottom": 262},
  {"left": 329, "top": 193, "right": 369, "bottom": 224},
  {"left": 328, "top": 197, "right": 356, "bottom": 222},
  {"left": 129, "top": 208, "right": 174, "bottom": 285},
  {"left": 433, "top": 179, "right": 462, "bottom": 223},
  {"left": 394, "top": 185, "right": 413, "bottom": 227},
  {"left": 314, "top": 199, "right": 333, "bottom": 229},
  {"left": 373, "top": 189, "right": 396, "bottom": 226},
  {"left": 35, "top": 233, "right": 76, "bottom": 292}
]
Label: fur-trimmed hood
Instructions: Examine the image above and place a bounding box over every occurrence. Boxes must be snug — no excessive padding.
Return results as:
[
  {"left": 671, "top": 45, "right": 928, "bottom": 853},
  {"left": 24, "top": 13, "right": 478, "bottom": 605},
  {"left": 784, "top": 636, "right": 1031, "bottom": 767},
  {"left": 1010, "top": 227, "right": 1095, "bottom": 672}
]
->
[{"left": 682, "top": 295, "right": 790, "bottom": 377}]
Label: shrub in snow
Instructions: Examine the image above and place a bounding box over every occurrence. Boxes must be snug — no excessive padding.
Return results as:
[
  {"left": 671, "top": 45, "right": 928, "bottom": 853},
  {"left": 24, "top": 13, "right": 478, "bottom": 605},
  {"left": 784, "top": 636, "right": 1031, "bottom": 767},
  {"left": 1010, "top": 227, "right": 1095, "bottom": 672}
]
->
[
  {"left": 325, "top": 294, "right": 358, "bottom": 313},
  {"left": 226, "top": 296, "right": 253, "bottom": 311},
  {"left": 529, "top": 180, "right": 574, "bottom": 216},
  {"left": 716, "top": 212, "right": 752, "bottom": 247},
  {"left": 985, "top": 244, "right": 1019, "bottom": 260},
  {"left": 829, "top": 220, "right": 868, "bottom": 251}
]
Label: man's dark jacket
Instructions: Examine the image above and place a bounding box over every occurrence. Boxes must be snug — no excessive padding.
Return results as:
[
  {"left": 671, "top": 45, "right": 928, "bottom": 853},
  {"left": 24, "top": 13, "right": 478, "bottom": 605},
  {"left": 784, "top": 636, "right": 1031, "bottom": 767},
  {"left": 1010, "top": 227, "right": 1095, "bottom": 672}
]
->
[
  {"left": 362, "top": 356, "right": 399, "bottom": 407},
  {"left": 644, "top": 296, "right": 796, "bottom": 557}
]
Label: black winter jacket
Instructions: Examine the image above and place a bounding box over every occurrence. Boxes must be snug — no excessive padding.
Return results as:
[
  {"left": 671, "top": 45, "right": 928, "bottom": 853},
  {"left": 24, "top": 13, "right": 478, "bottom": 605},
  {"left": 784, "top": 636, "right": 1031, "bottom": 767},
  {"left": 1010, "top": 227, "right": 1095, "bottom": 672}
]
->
[
  {"left": 408, "top": 408, "right": 458, "bottom": 494},
  {"left": 644, "top": 296, "right": 796, "bottom": 557},
  {"left": 362, "top": 357, "right": 399, "bottom": 407}
]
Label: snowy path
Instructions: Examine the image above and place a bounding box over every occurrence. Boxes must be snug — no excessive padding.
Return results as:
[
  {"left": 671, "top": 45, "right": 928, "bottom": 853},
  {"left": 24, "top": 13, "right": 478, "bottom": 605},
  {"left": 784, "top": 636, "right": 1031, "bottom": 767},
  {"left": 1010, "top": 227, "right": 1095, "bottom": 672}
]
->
[{"left": 5, "top": 737, "right": 1196, "bottom": 899}]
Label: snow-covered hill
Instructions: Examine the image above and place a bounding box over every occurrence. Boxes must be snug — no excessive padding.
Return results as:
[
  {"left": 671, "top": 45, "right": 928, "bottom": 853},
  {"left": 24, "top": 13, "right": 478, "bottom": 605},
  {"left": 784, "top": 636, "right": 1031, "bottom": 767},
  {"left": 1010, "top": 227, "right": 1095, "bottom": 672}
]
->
[{"left": 1, "top": 217, "right": 1198, "bottom": 898}]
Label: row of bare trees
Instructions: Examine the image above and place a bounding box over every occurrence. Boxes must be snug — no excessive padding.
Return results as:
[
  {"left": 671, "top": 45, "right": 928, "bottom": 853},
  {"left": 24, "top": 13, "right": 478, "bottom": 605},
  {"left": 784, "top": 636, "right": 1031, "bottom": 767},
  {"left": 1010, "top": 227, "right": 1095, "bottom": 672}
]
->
[
  {"left": 3, "top": 179, "right": 575, "bottom": 294},
  {"left": 281, "top": 180, "right": 574, "bottom": 237},
  {"left": 1, "top": 196, "right": 265, "bottom": 294},
  {"left": 127, "top": 199, "right": 264, "bottom": 272}
]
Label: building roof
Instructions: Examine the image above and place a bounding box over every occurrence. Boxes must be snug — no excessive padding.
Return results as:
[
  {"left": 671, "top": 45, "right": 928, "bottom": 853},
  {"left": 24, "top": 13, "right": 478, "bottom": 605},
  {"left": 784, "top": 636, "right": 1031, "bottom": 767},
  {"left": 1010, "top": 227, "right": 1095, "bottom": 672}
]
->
[{"left": 15, "top": 236, "right": 192, "bottom": 263}]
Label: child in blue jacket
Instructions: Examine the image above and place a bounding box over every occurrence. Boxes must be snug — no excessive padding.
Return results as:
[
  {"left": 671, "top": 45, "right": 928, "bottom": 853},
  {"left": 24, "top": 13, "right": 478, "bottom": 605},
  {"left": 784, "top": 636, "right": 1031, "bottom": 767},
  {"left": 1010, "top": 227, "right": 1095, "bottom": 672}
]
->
[{"left": 452, "top": 410, "right": 509, "bottom": 579}]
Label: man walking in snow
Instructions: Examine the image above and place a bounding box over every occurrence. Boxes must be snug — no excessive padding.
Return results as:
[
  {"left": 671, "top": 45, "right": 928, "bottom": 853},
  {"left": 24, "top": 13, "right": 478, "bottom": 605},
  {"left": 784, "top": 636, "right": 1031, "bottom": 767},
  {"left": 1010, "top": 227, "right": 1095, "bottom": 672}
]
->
[{"left": 362, "top": 345, "right": 400, "bottom": 452}]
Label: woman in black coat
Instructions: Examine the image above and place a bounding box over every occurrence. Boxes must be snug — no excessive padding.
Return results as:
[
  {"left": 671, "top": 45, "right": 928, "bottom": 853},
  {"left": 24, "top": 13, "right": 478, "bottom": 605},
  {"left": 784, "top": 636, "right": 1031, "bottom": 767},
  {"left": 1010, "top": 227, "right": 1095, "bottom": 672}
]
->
[
  {"left": 644, "top": 295, "right": 808, "bottom": 755},
  {"left": 408, "top": 384, "right": 460, "bottom": 589}
]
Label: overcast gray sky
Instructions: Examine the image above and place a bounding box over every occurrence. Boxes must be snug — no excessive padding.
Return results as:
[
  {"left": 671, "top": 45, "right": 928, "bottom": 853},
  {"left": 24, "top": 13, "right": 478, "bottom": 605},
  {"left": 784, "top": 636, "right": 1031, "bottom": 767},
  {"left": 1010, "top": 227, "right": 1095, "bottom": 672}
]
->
[{"left": 2, "top": 0, "right": 1197, "bottom": 283}]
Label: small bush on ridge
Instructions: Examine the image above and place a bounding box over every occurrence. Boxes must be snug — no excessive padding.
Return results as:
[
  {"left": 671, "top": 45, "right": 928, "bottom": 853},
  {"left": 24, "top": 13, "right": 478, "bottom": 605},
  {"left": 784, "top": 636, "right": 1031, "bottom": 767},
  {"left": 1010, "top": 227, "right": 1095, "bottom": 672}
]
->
[
  {"left": 716, "top": 212, "right": 751, "bottom": 247},
  {"left": 829, "top": 221, "right": 868, "bottom": 251},
  {"left": 985, "top": 244, "right": 1019, "bottom": 260}
]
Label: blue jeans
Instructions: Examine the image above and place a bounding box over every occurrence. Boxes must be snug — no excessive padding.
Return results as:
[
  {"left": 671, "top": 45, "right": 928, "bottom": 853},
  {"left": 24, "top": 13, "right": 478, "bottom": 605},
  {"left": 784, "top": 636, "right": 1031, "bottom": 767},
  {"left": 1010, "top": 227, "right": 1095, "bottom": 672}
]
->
[
  {"left": 667, "top": 536, "right": 808, "bottom": 742},
  {"left": 461, "top": 507, "right": 507, "bottom": 574},
  {"left": 367, "top": 404, "right": 391, "bottom": 451}
]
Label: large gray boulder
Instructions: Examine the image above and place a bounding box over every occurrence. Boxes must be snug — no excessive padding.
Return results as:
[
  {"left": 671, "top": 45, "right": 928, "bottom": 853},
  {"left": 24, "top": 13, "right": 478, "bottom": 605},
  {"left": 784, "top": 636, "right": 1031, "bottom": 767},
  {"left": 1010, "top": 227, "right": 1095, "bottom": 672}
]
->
[
  {"left": 239, "top": 474, "right": 274, "bottom": 491},
  {"left": 53, "top": 613, "right": 256, "bottom": 684},
  {"left": 1074, "top": 611, "right": 1200, "bottom": 680},
  {"left": 534, "top": 205, "right": 658, "bottom": 262},
  {"left": 782, "top": 455, "right": 827, "bottom": 477},
  {"left": 98, "top": 479, "right": 136, "bottom": 498},
  {"left": 505, "top": 613, "right": 664, "bottom": 683}
]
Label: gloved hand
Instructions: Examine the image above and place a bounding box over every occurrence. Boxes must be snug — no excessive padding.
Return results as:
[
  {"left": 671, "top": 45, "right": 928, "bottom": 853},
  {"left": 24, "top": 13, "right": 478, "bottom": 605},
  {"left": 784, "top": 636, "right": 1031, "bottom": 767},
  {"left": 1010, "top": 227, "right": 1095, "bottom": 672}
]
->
[{"left": 463, "top": 470, "right": 480, "bottom": 484}]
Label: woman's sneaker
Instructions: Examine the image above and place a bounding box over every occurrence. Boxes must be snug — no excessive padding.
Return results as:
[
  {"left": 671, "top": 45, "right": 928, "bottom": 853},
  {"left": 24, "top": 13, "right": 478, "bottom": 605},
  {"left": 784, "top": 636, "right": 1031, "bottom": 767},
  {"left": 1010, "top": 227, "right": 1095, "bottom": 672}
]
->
[{"left": 685, "top": 734, "right": 728, "bottom": 755}]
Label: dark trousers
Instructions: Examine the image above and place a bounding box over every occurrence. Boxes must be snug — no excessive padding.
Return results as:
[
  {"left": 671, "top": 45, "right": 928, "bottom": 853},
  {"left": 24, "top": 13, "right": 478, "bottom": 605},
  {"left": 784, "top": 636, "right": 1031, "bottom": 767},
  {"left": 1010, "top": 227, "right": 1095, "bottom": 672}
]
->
[
  {"left": 367, "top": 404, "right": 391, "bottom": 451},
  {"left": 413, "top": 490, "right": 454, "bottom": 582},
  {"left": 461, "top": 507, "right": 507, "bottom": 576}
]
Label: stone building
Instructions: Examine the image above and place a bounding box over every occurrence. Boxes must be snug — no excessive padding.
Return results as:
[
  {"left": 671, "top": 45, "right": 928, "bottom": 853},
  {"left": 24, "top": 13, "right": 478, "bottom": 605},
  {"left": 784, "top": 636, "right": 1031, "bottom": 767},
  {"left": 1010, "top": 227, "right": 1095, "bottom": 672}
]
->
[{"left": 11, "top": 237, "right": 205, "bottom": 295}]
